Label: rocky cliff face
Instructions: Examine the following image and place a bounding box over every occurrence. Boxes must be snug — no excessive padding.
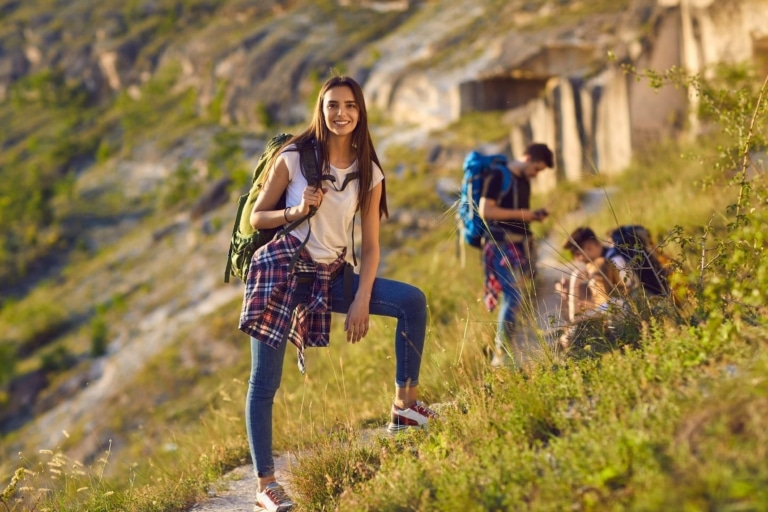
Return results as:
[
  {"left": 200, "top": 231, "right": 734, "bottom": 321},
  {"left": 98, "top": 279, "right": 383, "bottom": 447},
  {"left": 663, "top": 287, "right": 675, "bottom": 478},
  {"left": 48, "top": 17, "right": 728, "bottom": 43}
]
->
[
  {"left": 361, "top": 0, "right": 768, "bottom": 185},
  {"left": 3, "top": 0, "right": 765, "bottom": 175}
]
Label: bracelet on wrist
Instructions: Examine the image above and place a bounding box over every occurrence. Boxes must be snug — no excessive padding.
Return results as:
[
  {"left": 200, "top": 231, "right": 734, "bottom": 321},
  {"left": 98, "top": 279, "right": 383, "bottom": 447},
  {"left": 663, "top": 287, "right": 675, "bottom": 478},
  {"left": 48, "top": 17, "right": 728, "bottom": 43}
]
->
[{"left": 284, "top": 207, "right": 290, "bottom": 222}]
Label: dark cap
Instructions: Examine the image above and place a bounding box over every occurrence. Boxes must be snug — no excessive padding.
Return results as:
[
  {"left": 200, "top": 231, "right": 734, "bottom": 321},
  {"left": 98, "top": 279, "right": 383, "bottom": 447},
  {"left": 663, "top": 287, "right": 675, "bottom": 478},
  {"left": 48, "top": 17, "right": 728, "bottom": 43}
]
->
[{"left": 563, "top": 227, "right": 598, "bottom": 253}]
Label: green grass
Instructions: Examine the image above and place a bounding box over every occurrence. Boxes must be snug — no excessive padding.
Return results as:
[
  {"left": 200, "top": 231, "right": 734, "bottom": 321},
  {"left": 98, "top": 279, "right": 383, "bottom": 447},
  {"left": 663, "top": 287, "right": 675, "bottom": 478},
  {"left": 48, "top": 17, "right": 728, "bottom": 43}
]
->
[
  {"left": 281, "top": 105, "right": 768, "bottom": 507},
  {"left": 324, "top": 328, "right": 768, "bottom": 511},
  {"left": 8, "top": 129, "right": 768, "bottom": 510},
  {"left": 3, "top": 140, "right": 766, "bottom": 511},
  {"left": 434, "top": 111, "right": 515, "bottom": 149}
]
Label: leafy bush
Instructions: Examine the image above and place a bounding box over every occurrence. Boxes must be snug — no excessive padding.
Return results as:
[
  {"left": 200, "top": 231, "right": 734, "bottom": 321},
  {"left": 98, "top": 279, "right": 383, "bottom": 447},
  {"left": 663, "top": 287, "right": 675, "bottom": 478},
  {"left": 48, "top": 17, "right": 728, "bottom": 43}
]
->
[
  {"left": 0, "top": 342, "right": 16, "bottom": 387},
  {"left": 40, "top": 344, "right": 75, "bottom": 373},
  {"left": 207, "top": 129, "right": 244, "bottom": 179},
  {"left": 9, "top": 69, "right": 88, "bottom": 110},
  {"left": 158, "top": 159, "right": 202, "bottom": 210},
  {"left": 90, "top": 315, "right": 110, "bottom": 358}
]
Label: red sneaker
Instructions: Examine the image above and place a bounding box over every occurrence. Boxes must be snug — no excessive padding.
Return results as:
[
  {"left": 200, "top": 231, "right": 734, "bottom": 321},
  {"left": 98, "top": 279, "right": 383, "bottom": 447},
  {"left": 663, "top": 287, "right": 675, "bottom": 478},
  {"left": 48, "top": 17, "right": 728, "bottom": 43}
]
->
[{"left": 387, "top": 401, "right": 438, "bottom": 433}]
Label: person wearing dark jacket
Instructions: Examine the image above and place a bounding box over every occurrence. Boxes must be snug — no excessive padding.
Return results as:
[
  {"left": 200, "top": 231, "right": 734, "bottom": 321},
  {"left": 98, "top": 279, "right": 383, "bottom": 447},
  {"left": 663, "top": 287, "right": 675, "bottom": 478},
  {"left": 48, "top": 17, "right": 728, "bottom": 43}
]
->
[{"left": 479, "top": 143, "right": 554, "bottom": 368}]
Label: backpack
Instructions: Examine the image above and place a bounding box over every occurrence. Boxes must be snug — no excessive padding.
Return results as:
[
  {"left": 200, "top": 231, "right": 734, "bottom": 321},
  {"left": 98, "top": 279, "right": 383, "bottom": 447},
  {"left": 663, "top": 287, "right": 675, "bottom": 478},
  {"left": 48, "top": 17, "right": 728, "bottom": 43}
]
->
[
  {"left": 605, "top": 225, "right": 670, "bottom": 297},
  {"left": 224, "top": 133, "right": 320, "bottom": 283},
  {"left": 457, "top": 151, "right": 514, "bottom": 248}
]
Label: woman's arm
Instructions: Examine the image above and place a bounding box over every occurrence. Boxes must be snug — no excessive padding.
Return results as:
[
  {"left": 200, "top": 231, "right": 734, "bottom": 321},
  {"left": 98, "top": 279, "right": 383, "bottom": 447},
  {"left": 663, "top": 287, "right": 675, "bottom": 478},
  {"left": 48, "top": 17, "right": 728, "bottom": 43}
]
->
[
  {"left": 568, "top": 269, "right": 590, "bottom": 321},
  {"left": 344, "top": 181, "right": 382, "bottom": 343},
  {"left": 250, "top": 155, "right": 323, "bottom": 229},
  {"left": 250, "top": 156, "right": 291, "bottom": 229}
]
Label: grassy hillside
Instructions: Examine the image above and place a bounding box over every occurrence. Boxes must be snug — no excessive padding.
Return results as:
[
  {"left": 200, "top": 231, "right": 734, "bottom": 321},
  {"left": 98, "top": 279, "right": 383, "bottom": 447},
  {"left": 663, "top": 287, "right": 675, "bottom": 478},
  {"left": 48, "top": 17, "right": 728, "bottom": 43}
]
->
[
  {"left": 1, "top": 66, "right": 766, "bottom": 510},
  {"left": 0, "top": 0, "right": 648, "bottom": 293},
  {"left": 0, "top": 0, "right": 422, "bottom": 467}
]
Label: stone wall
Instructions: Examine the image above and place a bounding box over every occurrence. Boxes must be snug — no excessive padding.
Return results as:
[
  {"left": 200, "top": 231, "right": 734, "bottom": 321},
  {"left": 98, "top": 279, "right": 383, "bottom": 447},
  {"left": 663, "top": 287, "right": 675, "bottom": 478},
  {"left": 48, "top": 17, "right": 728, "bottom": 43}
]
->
[
  {"left": 449, "top": 0, "right": 768, "bottom": 191},
  {"left": 629, "top": 7, "right": 688, "bottom": 147},
  {"left": 504, "top": 68, "right": 633, "bottom": 192},
  {"left": 459, "top": 76, "right": 549, "bottom": 114},
  {"left": 360, "top": 0, "right": 768, "bottom": 195}
]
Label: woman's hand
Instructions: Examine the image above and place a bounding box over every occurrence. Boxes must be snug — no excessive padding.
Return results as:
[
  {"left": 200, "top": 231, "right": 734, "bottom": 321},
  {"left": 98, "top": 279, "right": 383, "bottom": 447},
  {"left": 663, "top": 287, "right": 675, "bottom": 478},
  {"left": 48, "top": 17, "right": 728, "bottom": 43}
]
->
[
  {"left": 344, "top": 296, "right": 370, "bottom": 343},
  {"left": 297, "top": 186, "right": 327, "bottom": 216}
]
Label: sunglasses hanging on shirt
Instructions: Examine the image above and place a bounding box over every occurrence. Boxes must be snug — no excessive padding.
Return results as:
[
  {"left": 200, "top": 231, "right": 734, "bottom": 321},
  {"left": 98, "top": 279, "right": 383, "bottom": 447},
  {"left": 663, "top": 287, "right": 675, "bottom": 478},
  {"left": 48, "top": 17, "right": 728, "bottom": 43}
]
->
[{"left": 321, "top": 172, "right": 360, "bottom": 192}]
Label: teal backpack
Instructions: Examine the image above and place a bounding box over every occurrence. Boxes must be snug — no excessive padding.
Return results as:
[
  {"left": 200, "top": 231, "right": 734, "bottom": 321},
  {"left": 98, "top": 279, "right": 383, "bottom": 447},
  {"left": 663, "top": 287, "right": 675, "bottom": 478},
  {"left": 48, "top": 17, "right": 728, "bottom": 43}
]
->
[
  {"left": 458, "top": 151, "right": 513, "bottom": 248},
  {"left": 224, "top": 134, "right": 320, "bottom": 283}
]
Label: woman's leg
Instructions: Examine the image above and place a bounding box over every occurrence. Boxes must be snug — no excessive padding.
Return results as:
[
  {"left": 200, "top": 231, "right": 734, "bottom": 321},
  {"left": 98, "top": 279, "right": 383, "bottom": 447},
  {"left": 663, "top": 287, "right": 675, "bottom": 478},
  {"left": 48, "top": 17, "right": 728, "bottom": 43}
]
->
[
  {"left": 331, "top": 273, "right": 427, "bottom": 391},
  {"left": 245, "top": 283, "right": 310, "bottom": 489},
  {"left": 331, "top": 273, "right": 436, "bottom": 431},
  {"left": 246, "top": 336, "right": 288, "bottom": 488}
]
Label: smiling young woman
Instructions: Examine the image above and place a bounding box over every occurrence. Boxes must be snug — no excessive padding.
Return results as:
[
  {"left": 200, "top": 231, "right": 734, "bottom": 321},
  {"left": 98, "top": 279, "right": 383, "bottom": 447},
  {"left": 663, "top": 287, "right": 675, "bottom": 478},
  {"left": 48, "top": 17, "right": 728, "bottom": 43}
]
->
[{"left": 239, "top": 75, "right": 438, "bottom": 512}]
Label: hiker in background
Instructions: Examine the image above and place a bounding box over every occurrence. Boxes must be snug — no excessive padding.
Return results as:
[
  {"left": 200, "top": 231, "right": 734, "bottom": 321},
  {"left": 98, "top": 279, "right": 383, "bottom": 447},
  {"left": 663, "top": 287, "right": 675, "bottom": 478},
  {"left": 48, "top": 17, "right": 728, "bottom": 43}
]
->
[
  {"left": 621, "top": 224, "right": 674, "bottom": 277},
  {"left": 557, "top": 225, "right": 672, "bottom": 352},
  {"left": 479, "top": 143, "right": 554, "bottom": 368},
  {"left": 239, "top": 75, "right": 437, "bottom": 512},
  {"left": 605, "top": 225, "right": 671, "bottom": 299},
  {"left": 558, "top": 226, "right": 616, "bottom": 323},
  {"left": 557, "top": 226, "right": 626, "bottom": 353},
  {"left": 630, "top": 225, "right": 684, "bottom": 304},
  {"left": 558, "top": 225, "right": 670, "bottom": 317}
]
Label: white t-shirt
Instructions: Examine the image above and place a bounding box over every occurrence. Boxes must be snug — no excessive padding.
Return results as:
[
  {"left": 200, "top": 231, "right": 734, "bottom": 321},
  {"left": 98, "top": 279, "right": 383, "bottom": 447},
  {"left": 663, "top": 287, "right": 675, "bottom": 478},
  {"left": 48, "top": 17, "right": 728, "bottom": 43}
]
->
[{"left": 280, "top": 147, "right": 384, "bottom": 264}]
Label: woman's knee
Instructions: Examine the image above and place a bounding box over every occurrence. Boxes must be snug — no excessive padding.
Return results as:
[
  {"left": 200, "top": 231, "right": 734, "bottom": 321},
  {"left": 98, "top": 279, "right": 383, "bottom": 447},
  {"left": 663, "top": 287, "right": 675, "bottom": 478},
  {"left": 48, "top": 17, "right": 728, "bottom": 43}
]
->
[
  {"left": 248, "top": 370, "right": 282, "bottom": 399},
  {"left": 400, "top": 283, "right": 426, "bottom": 311},
  {"left": 248, "top": 385, "right": 278, "bottom": 404}
]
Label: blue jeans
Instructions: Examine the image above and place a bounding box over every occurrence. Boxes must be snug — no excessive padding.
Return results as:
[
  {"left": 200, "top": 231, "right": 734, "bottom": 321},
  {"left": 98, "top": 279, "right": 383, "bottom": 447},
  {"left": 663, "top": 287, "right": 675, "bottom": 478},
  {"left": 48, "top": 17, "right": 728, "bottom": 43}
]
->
[
  {"left": 245, "top": 273, "right": 427, "bottom": 477},
  {"left": 487, "top": 243, "right": 524, "bottom": 353}
]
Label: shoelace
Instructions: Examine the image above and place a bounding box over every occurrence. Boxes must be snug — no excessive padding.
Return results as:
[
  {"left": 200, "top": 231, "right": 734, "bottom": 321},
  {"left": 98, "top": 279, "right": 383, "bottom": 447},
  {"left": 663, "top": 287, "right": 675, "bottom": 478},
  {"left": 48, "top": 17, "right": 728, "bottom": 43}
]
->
[
  {"left": 413, "top": 401, "right": 438, "bottom": 418},
  {"left": 262, "top": 484, "right": 291, "bottom": 505}
]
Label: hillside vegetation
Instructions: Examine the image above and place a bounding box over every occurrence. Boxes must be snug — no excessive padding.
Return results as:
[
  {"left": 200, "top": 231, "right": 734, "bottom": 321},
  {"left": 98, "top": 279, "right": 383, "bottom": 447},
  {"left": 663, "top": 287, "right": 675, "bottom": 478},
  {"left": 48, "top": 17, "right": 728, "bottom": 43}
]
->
[
  {"left": 1, "top": 0, "right": 767, "bottom": 510},
  {"left": 2, "top": 67, "right": 766, "bottom": 511}
]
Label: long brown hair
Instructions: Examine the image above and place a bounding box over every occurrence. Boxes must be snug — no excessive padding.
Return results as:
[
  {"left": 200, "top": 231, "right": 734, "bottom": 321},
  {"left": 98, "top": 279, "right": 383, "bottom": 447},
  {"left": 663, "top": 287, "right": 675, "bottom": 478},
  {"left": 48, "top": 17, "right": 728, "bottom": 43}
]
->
[{"left": 280, "top": 75, "right": 388, "bottom": 218}]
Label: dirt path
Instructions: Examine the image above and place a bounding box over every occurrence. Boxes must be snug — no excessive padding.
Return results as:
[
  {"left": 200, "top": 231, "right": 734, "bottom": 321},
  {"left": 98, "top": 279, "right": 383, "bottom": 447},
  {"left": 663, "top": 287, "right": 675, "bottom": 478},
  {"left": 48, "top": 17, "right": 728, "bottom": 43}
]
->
[
  {"left": 188, "top": 455, "right": 295, "bottom": 512},
  {"left": 187, "top": 426, "right": 390, "bottom": 511}
]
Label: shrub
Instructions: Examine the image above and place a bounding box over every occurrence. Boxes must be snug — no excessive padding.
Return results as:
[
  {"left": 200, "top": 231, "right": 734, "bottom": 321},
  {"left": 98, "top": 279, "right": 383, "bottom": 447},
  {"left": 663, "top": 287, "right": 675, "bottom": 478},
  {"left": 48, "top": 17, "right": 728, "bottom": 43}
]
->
[
  {"left": 40, "top": 344, "right": 75, "bottom": 373},
  {"left": 159, "top": 159, "right": 201, "bottom": 210},
  {"left": 0, "top": 342, "right": 16, "bottom": 387},
  {"left": 90, "top": 315, "right": 109, "bottom": 357}
]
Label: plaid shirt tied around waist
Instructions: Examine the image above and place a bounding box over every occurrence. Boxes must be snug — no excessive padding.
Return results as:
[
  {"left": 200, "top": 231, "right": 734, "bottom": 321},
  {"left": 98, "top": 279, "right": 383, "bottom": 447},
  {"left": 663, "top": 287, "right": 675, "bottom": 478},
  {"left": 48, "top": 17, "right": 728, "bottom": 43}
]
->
[{"left": 239, "top": 234, "right": 346, "bottom": 374}]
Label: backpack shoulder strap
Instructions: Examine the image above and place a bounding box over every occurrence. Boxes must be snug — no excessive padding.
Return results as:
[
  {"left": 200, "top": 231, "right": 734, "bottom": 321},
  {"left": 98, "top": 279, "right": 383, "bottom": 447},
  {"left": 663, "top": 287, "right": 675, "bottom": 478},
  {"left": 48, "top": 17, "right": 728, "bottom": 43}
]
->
[
  {"left": 493, "top": 162, "right": 517, "bottom": 209},
  {"left": 277, "top": 139, "right": 321, "bottom": 273},
  {"left": 297, "top": 139, "right": 321, "bottom": 188},
  {"left": 505, "top": 168, "right": 518, "bottom": 210}
]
